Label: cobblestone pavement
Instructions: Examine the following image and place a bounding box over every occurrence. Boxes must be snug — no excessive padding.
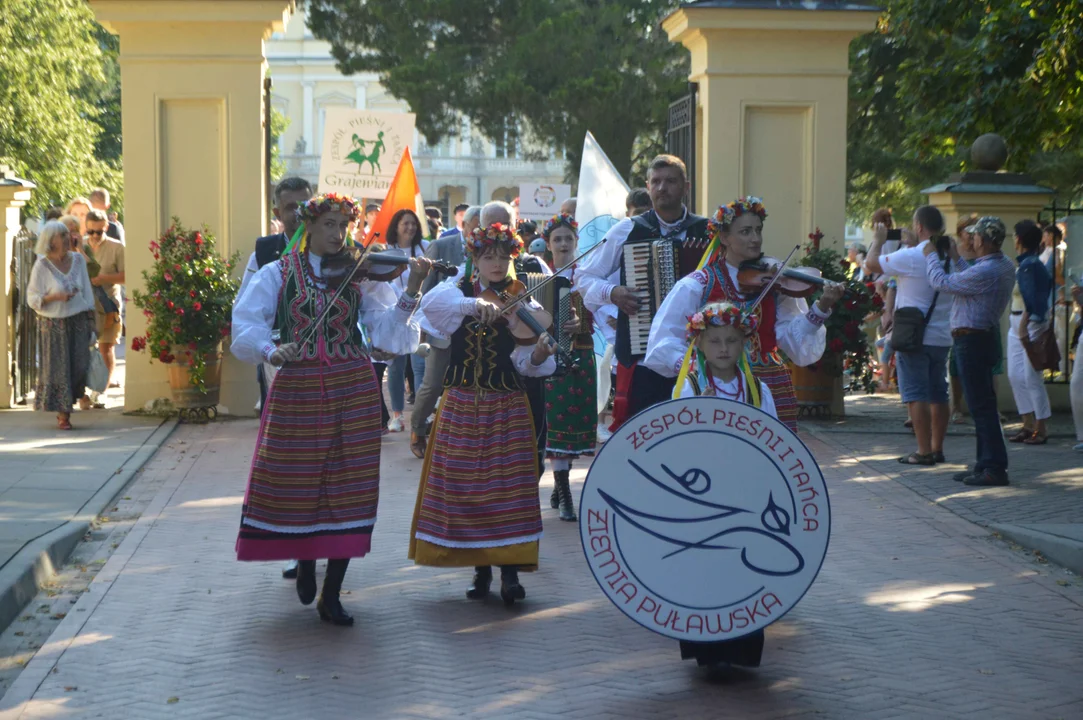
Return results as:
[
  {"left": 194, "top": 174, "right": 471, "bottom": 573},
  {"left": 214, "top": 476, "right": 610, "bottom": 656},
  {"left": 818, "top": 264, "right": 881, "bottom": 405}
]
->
[
  {"left": 2, "top": 417, "right": 1083, "bottom": 719},
  {"left": 807, "top": 395, "right": 1082, "bottom": 528}
]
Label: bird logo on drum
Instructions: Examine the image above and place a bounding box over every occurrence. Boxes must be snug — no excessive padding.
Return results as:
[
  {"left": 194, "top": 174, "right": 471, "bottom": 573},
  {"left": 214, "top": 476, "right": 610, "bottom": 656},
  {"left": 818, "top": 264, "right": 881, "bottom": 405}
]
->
[{"left": 580, "top": 397, "right": 830, "bottom": 641}]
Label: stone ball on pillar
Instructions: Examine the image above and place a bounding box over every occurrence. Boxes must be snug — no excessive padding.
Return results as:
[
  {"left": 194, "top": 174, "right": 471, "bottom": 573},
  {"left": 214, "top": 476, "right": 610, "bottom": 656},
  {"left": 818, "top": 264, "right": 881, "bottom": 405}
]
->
[{"left": 970, "top": 133, "right": 1008, "bottom": 172}]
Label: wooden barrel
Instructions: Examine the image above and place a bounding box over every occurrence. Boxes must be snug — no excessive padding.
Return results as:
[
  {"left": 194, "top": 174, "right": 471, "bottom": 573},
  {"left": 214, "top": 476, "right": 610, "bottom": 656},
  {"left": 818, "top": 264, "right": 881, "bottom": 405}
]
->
[
  {"left": 168, "top": 350, "right": 221, "bottom": 409},
  {"left": 789, "top": 363, "right": 834, "bottom": 417}
]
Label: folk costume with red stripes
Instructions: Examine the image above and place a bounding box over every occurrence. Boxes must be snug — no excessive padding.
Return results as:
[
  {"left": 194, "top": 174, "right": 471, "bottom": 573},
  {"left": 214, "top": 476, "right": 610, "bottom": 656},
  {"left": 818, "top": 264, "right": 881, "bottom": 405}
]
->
[
  {"left": 231, "top": 193, "right": 422, "bottom": 625},
  {"left": 644, "top": 198, "right": 829, "bottom": 432},
  {"left": 409, "top": 224, "right": 556, "bottom": 605},
  {"left": 574, "top": 206, "right": 709, "bottom": 428}
]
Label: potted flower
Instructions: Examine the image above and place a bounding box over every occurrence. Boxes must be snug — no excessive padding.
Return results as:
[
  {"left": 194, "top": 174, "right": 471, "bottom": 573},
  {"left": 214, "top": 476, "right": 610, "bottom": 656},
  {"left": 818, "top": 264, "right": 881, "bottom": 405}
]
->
[
  {"left": 791, "top": 229, "right": 883, "bottom": 416},
  {"left": 130, "top": 219, "right": 239, "bottom": 408}
]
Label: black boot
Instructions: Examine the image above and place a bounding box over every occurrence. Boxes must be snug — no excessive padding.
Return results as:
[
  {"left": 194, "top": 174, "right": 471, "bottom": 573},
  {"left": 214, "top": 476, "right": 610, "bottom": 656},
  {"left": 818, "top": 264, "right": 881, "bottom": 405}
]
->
[
  {"left": 296, "top": 560, "right": 317, "bottom": 606},
  {"left": 554, "top": 470, "right": 577, "bottom": 522},
  {"left": 317, "top": 559, "right": 354, "bottom": 626},
  {"left": 549, "top": 483, "right": 559, "bottom": 509},
  {"left": 466, "top": 566, "right": 492, "bottom": 599},
  {"left": 500, "top": 566, "right": 526, "bottom": 606}
]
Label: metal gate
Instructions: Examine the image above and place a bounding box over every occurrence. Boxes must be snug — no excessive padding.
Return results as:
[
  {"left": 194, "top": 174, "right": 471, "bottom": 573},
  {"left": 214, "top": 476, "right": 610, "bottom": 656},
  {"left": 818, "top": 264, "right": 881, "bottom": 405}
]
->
[
  {"left": 11, "top": 226, "right": 38, "bottom": 404},
  {"left": 665, "top": 82, "right": 697, "bottom": 213},
  {"left": 1036, "top": 201, "right": 1080, "bottom": 384}
]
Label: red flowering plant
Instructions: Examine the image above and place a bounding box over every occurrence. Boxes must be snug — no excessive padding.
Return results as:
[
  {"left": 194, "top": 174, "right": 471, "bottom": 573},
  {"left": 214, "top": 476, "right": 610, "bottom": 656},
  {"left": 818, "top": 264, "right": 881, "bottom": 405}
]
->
[
  {"left": 796, "top": 236, "right": 883, "bottom": 393},
  {"left": 130, "top": 218, "right": 239, "bottom": 391}
]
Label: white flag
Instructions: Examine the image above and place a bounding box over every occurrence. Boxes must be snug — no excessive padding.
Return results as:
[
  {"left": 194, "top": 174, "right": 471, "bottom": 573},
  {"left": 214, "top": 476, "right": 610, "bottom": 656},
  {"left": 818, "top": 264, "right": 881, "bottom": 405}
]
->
[{"left": 575, "top": 131, "right": 630, "bottom": 252}]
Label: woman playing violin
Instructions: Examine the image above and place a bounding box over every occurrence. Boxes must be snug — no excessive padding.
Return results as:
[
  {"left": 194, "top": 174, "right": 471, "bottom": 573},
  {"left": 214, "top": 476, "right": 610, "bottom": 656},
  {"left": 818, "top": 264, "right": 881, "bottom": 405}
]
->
[
  {"left": 232, "top": 193, "right": 432, "bottom": 627},
  {"left": 408, "top": 222, "right": 557, "bottom": 606},
  {"left": 645, "top": 197, "right": 843, "bottom": 435}
]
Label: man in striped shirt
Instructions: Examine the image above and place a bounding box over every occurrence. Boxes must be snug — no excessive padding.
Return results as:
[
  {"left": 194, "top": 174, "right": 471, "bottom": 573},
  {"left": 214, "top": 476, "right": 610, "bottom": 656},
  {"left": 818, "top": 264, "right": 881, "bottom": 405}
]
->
[{"left": 923, "top": 216, "right": 1016, "bottom": 486}]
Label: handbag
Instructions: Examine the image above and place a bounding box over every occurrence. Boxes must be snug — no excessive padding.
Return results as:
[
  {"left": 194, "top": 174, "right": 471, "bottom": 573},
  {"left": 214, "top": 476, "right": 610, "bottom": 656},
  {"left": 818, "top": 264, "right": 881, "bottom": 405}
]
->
[
  {"left": 1020, "top": 325, "right": 1061, "bottom": 372},
  {"left": 85, "top": 332, "right": 109, "bottom": 393},
  {"left": 890, "top": 254, "right": 948, "bottom": 353}
]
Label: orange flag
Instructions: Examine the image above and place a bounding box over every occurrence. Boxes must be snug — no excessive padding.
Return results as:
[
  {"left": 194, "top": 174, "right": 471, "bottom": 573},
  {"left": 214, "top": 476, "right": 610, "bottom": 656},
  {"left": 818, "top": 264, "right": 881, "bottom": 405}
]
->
[{"left": 363, "top": 147, "right": 429, "bottom": 247}]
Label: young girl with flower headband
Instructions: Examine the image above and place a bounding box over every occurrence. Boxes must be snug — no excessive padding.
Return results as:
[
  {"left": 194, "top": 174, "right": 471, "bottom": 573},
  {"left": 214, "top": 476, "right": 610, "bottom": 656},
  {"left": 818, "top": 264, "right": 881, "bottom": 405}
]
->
[
  {"left": 232, "top": 192, "right": 433, "bottom": 627},
  {"left": 680, "top": 301, "right": 777, "bottom": 420},
  {"left": 540, "top": 213, "right": 597, "bottom": 522},
  {"left": 644, "top": 196, "right": 844, "bottom": 433},
  {"left": 409, "top": 222, "right": 558, "bottom": 606}
]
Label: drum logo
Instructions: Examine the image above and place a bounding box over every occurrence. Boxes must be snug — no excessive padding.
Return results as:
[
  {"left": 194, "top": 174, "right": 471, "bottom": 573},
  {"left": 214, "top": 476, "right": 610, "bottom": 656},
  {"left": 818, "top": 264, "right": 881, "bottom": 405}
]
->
[{"left": 580, "top": 397, "right": 830, "bottom": 641}]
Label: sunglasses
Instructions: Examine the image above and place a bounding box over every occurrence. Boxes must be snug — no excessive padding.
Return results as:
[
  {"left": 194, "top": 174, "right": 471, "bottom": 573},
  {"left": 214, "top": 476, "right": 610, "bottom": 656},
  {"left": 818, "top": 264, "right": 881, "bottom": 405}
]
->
[{"left": 86, "top": 229, "right": 105, "bottom": 236}]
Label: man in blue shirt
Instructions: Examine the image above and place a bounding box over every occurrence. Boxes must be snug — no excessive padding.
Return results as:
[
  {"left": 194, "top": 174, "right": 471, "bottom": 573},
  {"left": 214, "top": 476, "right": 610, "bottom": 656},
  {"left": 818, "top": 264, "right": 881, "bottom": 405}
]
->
[{"left": 924, "top": 217, "right": 1016, "bottom": 486}]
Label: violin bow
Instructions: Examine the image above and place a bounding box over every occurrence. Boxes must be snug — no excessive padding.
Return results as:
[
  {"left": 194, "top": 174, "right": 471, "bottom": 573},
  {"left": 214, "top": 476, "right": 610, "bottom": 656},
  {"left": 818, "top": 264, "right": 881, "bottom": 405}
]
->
[
  {"left": 497, "top": 237, "right": 607, "bottom": 317},
  {"left": 296, "top": 234, "right": 381, "bottom": 349}
]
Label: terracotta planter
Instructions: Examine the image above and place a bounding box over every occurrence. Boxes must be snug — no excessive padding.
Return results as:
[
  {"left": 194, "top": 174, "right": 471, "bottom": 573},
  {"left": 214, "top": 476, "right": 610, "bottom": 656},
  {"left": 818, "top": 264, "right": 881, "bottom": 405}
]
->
[
  {"left": 789, "top": 363, "right": 837, "bottom": 418},
  {"left": 167, "top": 348, "right": 221, "bottom": 409}
]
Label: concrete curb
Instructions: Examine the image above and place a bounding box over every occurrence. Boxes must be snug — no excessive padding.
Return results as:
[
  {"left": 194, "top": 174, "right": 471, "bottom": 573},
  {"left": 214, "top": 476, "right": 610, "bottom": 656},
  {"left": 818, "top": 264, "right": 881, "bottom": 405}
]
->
[
  {"left": 0, "top": 418, "right": 177, "bottom": 635},
  {"left": 992, "top": 523, "right": 1083, "bottom": 577}
]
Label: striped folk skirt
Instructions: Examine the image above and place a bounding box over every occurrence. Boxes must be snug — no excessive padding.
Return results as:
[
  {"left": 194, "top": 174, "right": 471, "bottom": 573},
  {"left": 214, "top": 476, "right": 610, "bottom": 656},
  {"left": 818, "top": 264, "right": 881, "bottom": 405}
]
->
[
  {"left": 409, "top": 387, "right": 542, "bottom": 568},
  {"left": 544, "top": 347, "right": 597, "bottom": 459},
  {"left": 754, "top": 362, "right": 798, "bottom": 432},
  {"left": 236, "top": 357, "right": 382, "bottom": 562}
]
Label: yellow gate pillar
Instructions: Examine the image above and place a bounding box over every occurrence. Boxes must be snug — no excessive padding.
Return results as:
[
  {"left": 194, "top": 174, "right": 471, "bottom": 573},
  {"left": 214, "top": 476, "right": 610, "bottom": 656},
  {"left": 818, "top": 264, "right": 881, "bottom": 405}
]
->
[
  {"left": 90, "top": 0, "right": 294, "bottom": 413},
  {"left": 663, "top": 1, "right": 878, "bottom": 256},
  {"left": 0, "top": 167, "right": 35, "bottom": 409},
  {"left": 922, "top": 134, "right": 1061, "bottom": 412}
]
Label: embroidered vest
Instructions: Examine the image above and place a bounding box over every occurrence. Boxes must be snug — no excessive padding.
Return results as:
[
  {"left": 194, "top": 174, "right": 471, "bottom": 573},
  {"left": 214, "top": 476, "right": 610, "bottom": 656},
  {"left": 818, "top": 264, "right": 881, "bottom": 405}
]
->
[
  {"left": 444, "top": 277, "right": 525, "bottom": 392},
  {"left": 700, "top": 262, "right": 785, "bottom": 369},
  {"left": 277, "top": 251, "right": 368, "bottom": 361}
]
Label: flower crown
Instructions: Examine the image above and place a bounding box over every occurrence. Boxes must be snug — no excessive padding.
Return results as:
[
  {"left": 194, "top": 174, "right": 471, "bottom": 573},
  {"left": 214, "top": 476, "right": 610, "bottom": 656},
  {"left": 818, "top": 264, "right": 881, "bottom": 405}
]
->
[
  {"left": 706, "top": 196, "right": 767, "bottom": 244},
  {"left": 297, "top": 193, "right": 361, "bottom": 224},
  {"left": 466, "top": 223, "right": 523, "bottom": 257},
  {"left": 686, "top": 301, "right": 758, "bottom": 341},
  {"left": 542, "top": 213, "right": 578, "bottom": 240}
]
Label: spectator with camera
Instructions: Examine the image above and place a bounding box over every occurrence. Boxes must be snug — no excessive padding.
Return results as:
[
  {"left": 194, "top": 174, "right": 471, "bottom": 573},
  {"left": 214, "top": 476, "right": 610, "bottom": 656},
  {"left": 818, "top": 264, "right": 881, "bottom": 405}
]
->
[{"left": 865, "top": 206, "right": 954, "bottom": 465}]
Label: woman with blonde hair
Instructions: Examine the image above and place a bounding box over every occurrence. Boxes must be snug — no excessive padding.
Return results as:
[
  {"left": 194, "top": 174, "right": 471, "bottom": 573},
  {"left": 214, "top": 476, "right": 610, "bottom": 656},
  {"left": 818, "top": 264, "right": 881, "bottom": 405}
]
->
[
  {"left": 25, "top": 221, "right": 96, "bottom": 429},
  {"left": 65, "top": 197, "right": 93, "bottom": 234}
]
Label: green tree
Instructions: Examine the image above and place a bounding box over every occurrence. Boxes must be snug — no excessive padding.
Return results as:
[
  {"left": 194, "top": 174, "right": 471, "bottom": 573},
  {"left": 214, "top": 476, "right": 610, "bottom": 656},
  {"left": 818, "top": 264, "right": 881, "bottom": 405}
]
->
[
  {"left": 306, "top": 0, "right": 688, "bottom": 181},
  {"left": 270, "top": 108, "right": 291, "bottom": 183},
  {"left": 0, "top": 0, "right": 120, "bottom": 216},
  {"left": 848, "top": 0, "right": 1083, "bottom": 222}
]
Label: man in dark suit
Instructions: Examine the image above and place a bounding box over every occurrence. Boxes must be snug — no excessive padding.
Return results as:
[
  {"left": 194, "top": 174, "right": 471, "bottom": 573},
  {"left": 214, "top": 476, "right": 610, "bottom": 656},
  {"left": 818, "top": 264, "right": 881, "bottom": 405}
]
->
[
  {"left": 410, "top": 205, "right": 479, "bottom": 458},
  {"left": 234, "top": 176, "right": 313, "bottom": 579}
]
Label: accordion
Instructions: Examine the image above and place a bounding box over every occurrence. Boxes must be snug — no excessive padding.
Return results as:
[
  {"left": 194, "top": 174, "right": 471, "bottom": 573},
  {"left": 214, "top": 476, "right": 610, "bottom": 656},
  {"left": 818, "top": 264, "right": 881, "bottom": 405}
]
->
[{"left": 616, "top": 233, "right": 710, "bottom": 365}]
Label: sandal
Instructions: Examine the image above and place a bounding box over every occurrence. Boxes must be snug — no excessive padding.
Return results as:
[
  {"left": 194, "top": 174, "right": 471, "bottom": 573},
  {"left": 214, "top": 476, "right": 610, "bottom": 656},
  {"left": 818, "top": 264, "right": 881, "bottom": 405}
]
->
[
  {"left": 57, "top": 415, "right": 73, "bottom": 430},
  {"left": 897, "top": 452, "right": 935, "bottom": 466},
  {"left": 932, "top": 451, "right": 945, "bottom": 464},
  {"left": 1023, "top": 434, "right": 1048, "bottom": 446},
  {"left": 903, "top": 419, "right": 913, "bottom": 429},
  {"left": 1008, "top": 430, "right": 1033, "bottom": 443}
]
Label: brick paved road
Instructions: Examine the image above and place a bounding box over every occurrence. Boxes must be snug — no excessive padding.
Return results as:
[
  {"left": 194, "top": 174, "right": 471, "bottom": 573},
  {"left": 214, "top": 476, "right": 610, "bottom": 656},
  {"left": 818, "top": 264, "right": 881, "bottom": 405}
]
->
[{"left": 3, "top": 418, "right": 1083, "bottom": 719}]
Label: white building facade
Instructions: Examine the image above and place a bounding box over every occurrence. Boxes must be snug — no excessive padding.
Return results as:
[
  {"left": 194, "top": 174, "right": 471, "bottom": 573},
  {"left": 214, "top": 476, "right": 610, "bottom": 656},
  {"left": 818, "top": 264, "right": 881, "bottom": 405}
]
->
[{"left": 267, "top": 8, "right": 566, "bottom": 216}]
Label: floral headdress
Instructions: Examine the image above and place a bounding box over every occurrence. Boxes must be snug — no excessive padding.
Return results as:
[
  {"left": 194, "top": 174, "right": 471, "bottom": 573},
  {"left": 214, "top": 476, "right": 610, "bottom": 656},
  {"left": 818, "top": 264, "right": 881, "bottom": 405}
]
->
[
  {"left": 706, "top": 196, "right": 767, "bottom": 245},
  {"left": 541, "top": 213, "right": 578, "bottom": 240},
  {"left": 297, "top": 193, "right": 361, "bottom": 224},
  {"left": 466, "top": 223, "right": 523, "bottom": 257},
  {"left": 685, "top": 301, "right": 758, "bottom": 341}
]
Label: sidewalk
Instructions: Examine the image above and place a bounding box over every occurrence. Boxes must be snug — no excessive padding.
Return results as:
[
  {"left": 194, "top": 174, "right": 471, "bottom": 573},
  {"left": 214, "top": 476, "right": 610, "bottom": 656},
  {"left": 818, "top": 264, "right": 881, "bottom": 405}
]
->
[
  {"left": 0, "top": 355, "right": 174, "bottom": 634},
  {"left": 1, "top": 416, "right": 1081, "bottom": 718},
  {"left": 807, "top": 394, "right": 1083, "bottom": 574}
]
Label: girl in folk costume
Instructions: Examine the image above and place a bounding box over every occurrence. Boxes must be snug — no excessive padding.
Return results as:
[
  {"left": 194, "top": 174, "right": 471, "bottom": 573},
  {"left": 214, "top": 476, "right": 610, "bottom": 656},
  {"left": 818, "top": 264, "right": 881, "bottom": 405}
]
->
[
  {"left": 677, "top": 301, "right": 777, "bottom": 667},
  {"left": 541, "top": 213, "right": 597, "bottom": 522},
  {"left": 679, "top": 302, "right": 777, "bottom": 419},
  {"left": 232, "top": 193, "right": 431, "bottom": 626},
  {"left": 409, "top": 224, "right": 558, "bottom": 606},
  {"left": 644, "top": 197, "right": 844, "bottom": 432}
]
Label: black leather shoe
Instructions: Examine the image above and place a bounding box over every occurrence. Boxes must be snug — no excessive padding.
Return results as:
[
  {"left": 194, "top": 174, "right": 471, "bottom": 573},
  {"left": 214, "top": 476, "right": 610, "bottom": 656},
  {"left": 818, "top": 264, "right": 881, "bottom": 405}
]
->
[
  {"left": 499, "top": 568, "right": 526, "bottom": 606},
  {"left": 549, "top": 485, "right": 559, "bottom": 509},
  {"left": 296, "top": 560, "right": 317, "bottom": 606},
  {"left": 555, "top": 470, "right": 577, "bottom": 522},
  {"left": 953, "top": 470, "right": 975, "bottom": 483},
  {"left": 466, "top": 566, "right": 492, "bottom": 599},
  {"left": 282, "top": 559, "right": 298, "bottom": 579},
  {"left": 317, "top": 596, "right": 354, "bottom": 626},
  {"left": 963, "top": 471, "right": 1009, "bottom": 487}
]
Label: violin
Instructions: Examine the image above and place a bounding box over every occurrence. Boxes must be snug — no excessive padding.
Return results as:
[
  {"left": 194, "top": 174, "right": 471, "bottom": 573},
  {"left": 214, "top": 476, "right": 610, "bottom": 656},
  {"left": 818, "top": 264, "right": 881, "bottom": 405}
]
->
[
  {"left": 321, "top": 246, "right": 458, "bottom": 289},
  {"left": 479, "top": 278, "right": 575, "bottom": 369},
  {"left": 736, "top": 257, "right": 827, "bottom": 298}
]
